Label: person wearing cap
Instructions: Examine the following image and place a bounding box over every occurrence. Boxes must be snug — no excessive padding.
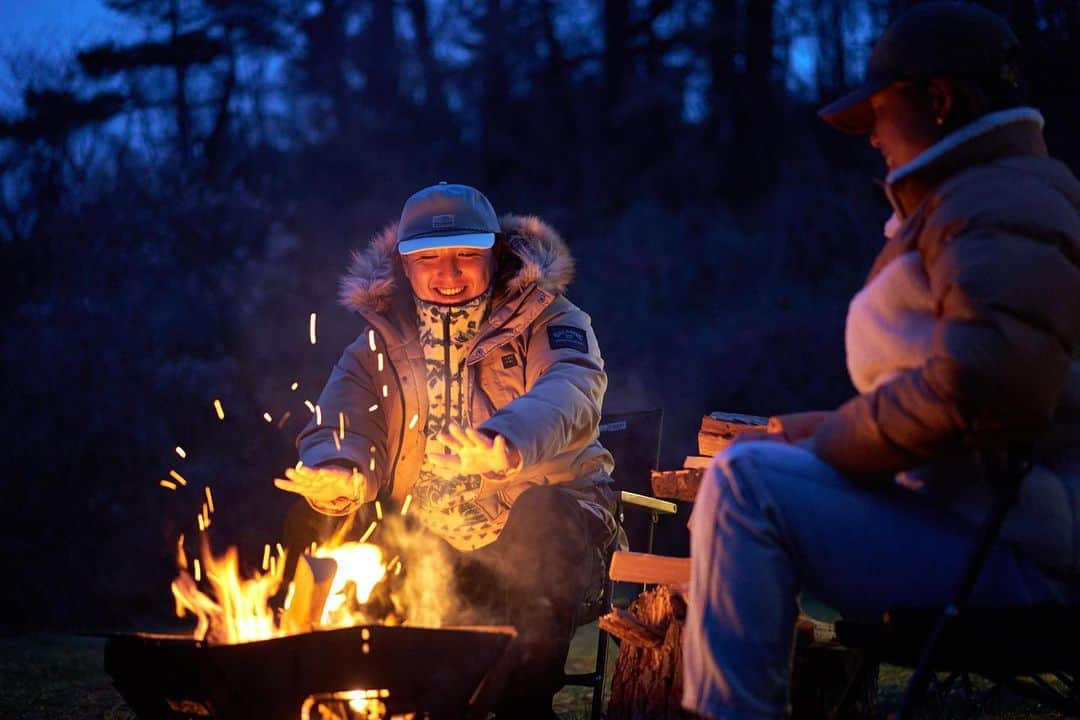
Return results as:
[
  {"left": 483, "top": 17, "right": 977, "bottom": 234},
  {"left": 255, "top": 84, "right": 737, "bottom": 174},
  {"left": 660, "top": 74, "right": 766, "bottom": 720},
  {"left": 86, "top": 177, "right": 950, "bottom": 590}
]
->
[
  {"left": 275, "top": 182, "right": 619, "bottom": 717},
  {"left": 682, "top": 3, "right": 1080, "bottom": 718}
]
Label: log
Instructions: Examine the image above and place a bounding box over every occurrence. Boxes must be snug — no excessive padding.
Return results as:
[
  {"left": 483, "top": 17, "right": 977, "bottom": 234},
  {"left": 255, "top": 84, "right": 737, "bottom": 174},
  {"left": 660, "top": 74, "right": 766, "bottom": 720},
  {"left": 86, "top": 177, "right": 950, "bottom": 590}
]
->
[
  {"left": 609, "top": 551, "right": 690, "bottom": 587},
  {"left": 698, "top": 412, "right": 770, "bottom": 456},
  {"left": 607, "top": 585, "right": 877, "bottom": 720},
  {"left": 651, "top": 468, "right": 704, "bottom": 502},
  {"left": 599, "top": 607, "right": 664, "bottom": 649},
  {"left": 280, "top": 554, "right": 337, "bottom": 635},
  {"left": 607, "top": 585, "right": 692, "bottom": 720}
]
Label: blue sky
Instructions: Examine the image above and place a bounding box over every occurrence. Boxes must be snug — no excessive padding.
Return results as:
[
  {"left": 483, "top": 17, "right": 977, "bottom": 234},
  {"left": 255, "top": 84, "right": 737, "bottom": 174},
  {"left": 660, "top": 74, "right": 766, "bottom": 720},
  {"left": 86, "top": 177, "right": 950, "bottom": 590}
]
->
[{"left": 0, "top": 0, "right": 132, "bottom": 47}]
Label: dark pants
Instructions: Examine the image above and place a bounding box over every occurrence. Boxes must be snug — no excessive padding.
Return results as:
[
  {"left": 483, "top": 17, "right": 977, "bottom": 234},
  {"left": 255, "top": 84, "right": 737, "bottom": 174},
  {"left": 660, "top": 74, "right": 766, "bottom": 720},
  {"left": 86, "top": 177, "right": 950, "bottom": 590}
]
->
[{"left": 450, "top": 484, "right": 613, "bottom": 716}]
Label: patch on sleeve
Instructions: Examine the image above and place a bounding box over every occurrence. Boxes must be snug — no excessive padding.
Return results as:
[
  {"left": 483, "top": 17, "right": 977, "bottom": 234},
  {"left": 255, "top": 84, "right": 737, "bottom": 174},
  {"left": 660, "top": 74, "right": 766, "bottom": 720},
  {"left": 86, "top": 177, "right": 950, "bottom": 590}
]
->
[
  {"left": 501, "top": 354, "right": 518, "bottom": 369},
  {"left": 547, "top": 325, "right": 588, "bottom": 353}
]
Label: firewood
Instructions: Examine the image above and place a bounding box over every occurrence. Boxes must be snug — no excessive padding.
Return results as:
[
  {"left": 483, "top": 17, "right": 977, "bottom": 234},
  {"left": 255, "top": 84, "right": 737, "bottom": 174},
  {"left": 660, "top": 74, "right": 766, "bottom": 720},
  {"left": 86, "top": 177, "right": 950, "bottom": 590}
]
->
[
  {"left": 651, "top": 468, "right": 703, "bottom": 501},
  {"left": 280, "top": 554, "right": 337, "bottom": 634},
  {"left": 682, "top": 455, "right": 712, "bottom": 469},
  {"left": 609, "top": 551, "right": 690, "bottom": 587},
  {"left": 599, "top": 607, "right": 664, "bottom": 649},
  {"left": 698, "top": 412, "right": 770, "bottom": 456}
]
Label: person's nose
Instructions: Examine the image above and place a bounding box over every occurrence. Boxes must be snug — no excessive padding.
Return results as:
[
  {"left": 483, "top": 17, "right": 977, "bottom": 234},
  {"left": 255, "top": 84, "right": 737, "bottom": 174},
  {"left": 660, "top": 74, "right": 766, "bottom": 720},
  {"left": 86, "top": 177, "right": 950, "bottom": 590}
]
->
[{"left": 436, "top": 256, "right": 462, "bottom": 278}]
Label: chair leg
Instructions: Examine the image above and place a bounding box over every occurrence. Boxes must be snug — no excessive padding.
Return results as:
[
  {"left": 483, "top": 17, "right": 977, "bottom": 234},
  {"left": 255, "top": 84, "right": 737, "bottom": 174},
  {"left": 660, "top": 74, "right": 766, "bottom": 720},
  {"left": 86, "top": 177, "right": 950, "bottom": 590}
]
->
[{"left": 589, "top": 577, "right": 614, "bottom": 720}]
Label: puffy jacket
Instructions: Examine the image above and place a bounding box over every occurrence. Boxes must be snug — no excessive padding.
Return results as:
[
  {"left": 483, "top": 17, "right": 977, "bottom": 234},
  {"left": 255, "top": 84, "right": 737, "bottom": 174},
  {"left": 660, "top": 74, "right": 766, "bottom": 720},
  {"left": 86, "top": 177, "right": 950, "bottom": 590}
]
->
[
  {"left": 297, "top": 215, "right": 614, "bottom": 510},
  {"left": 814, "top": 107, "right": 1080, "bottom": 476}
]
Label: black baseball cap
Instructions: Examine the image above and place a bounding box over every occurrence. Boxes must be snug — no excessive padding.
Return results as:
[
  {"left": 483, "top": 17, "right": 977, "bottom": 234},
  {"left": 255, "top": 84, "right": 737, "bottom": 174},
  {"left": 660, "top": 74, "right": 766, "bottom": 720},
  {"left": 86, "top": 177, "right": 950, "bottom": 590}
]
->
[{"left": 819, "top": 2, "right": 1019, "bottom": 133}]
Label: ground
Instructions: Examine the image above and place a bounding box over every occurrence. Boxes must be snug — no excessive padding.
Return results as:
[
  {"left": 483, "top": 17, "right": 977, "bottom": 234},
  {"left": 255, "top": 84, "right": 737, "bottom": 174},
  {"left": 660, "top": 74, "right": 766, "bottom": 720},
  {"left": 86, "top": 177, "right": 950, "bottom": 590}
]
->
[{"left": 0, "top": 626, "right": 1066, "bottom": 719}]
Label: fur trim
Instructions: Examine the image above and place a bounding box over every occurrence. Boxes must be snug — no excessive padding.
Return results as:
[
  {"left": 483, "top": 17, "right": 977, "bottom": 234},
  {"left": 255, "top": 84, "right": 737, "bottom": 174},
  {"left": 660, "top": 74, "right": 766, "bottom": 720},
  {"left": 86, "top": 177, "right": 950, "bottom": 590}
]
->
[{"left": 339, "top": 214, "right": 575, "bottom": 315}]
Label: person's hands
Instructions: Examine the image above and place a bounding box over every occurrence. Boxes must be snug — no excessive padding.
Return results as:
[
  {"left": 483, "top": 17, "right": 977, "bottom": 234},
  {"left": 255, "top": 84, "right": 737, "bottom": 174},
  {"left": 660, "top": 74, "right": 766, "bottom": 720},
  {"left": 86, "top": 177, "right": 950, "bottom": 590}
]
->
[
  {"left": 768, "top": 411, "right": 833, "bottom": 441},
  {"left": 427, "top": 423, "right": 522, "bottom": 482},
  {"left": 274, "top": 464, "right": 374, "bottom": 514}
]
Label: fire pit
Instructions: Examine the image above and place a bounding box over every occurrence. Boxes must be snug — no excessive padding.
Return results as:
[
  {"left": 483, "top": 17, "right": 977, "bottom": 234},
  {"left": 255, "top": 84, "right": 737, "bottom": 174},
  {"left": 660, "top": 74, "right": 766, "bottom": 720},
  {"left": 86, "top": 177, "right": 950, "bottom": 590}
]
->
[{"left": 105, "top": 623, "right": 517, "bottom": 719}]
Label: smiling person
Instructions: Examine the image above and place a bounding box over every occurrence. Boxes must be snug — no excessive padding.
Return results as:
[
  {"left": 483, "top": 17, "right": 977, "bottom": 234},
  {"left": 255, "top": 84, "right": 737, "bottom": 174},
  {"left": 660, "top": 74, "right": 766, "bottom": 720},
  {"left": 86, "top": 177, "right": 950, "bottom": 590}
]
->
[
  {"left": 682, "top": 4, "right": 1080, "bottom": 719},
  {"left": 276, "top": 182, "right": 620, "bottom": 719}
]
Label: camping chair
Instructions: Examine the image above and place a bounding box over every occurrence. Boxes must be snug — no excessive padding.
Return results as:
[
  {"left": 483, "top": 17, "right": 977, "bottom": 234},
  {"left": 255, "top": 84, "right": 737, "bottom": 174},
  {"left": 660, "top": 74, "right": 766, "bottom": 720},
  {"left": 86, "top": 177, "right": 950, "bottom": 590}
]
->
[
  {"left": 832, "top": 445, "right": 1080, "bottom": 718},
  {"left": 562, "top": 408, "right": 678, "bottom": 720}
]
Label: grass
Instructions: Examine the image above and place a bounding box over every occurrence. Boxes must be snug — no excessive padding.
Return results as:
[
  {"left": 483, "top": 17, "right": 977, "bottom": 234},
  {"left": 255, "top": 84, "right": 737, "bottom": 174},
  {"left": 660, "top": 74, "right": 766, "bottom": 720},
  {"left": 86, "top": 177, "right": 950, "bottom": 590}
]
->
[{"left": 0, "top": 627, "right": 1067, "bottom": 719}]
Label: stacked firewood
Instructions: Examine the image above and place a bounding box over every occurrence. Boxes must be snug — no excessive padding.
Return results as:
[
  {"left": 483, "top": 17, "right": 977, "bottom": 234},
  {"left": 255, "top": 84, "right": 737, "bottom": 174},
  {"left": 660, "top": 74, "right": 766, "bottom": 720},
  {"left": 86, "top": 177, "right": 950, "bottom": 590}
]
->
[{"left": 650, "top": 412, "right": 769, "bottom": 501}]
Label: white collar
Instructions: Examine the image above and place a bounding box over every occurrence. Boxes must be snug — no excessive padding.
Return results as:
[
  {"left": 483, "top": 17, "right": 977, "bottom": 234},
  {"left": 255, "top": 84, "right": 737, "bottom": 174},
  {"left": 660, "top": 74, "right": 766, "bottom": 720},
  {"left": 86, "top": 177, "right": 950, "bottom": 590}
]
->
[{"left": 886, "top": 107, "right": 1044, "bottom": 185}]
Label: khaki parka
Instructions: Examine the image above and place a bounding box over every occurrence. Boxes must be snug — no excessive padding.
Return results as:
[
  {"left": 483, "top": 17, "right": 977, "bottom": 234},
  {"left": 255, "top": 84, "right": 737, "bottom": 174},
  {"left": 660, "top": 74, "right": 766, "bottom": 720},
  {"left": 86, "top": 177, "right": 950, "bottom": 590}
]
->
[{"left": 297, "top": 215, "right": 614, "bottom": 512}]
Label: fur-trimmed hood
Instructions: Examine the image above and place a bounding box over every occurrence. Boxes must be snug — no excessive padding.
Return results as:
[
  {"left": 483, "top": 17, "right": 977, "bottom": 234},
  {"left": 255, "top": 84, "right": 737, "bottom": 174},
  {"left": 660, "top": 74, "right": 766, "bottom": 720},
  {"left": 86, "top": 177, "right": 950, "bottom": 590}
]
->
[{"left": 339, "top": 214, "right": 575, "bottom": 316}]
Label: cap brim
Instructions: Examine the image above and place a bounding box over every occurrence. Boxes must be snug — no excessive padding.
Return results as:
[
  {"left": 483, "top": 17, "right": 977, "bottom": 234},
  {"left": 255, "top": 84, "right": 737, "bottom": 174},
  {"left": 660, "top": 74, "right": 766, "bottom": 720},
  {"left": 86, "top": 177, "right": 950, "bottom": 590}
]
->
[
  {"left": 398, "top": 232, "right": 496, "bottom": 255},
  {"left": 818, "top": 77, "right": 891, "bottom": 134}
]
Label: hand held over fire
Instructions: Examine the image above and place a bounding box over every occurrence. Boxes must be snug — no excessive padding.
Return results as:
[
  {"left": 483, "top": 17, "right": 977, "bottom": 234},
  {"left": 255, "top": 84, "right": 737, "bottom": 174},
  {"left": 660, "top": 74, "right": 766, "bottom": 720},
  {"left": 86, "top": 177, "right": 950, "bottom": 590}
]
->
[
  {"left": 273, "top": 464, "right": 377, "bottom": 509},
  {"left": 427, "top": 422, "right": 522, "bottom": 490}
]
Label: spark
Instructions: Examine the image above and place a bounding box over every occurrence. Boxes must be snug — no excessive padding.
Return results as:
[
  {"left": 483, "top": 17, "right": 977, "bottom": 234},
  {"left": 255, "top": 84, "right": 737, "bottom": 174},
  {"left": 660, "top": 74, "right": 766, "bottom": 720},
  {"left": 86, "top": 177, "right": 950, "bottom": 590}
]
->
[
  {"left": 315, "top": 405, "right": 322, "bottom": 425},
  {"left": 175, "top": 446, "right": 187, "bottom": 459},
  {"left": 213, "top": 399, "right": 225, "bottom": 420},
  {"left": 283, "top": 582, "right": 296, "bottom": 610},
  {"left": 263, "top": 412, "right": 273, "bottom": 423},
  {"left": 197, "top": 514, "right": 205, "bottom": 532},
  {"left": 359, "top": 521, "right": 377, "bottom": 543},
  {"left": 401, "top": 494, "right": 413, "bottom": 516},
  {"left": 262, "top": 544, "right": 271, "bottom": 571},
  {"left": 309, "top": 312, "right": 317, "bottom": 345},
  {"left": 374, "top": 500, "right": 383, "bottom": 520},
  {"left": 369, "top": 457, "right": 375, "bottom": 472},
  {"left": 382, "top": 384, "right": 388, "bottom": 398},
  {"left": 377, "top": 353, "right": 384, "bottom": 372},
  {"left": 333, "top": 433, "right": 342, "bottom": 451},
  {"left": 290, "top": 381, "right": 299, "bottom": 391},
  {"left": 276, "top": 411, "right": 292, "bottom": 429},
  {"left": 159, "top": 480, "right": 177, "bottom": 490},
  {"left": 368, "top": 329, "right": 376, "bottom": 352},
  {"left": 204, "top": 487, "right": 215, "bottom": 513},
  {"left": 368, "top": 404, "right": 378, "bottom": 413},
  {"left": 270, "top": 555, "right": 277, "bottom": 577},
  {"left": 304, "top": 400, "right": 315, "bottom": 413},
  {"left": 193, "top": 558, "right": 202, "bottom": 582},
  {"left": 295, "top": 460, "right": 304, "bottom": 470},
  {"left": 339, "top": 411, "right": 346, "bottom": 439},
  {"left": 408, "top": 414, "right": 419, "bottom": 429},
  {"left": 177, "top": 534, "right": 187, "bottom": 568},
  {"left": 276, "top": 542, "right": 285, "bottom": 558},
  {"left": 310, "top": 541, "right": 317, "bottom": 554},
  {"left": 394, "top": 561, "right": 403, "bottom": 575},
  {"left": 169, "top": 469, "right": 188, "bottom": 486}
]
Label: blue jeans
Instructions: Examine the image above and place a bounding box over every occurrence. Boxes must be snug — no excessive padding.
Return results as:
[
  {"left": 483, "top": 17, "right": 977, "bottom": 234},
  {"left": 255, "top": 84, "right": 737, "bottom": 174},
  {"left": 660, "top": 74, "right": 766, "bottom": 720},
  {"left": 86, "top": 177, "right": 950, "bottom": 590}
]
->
[{"left": 681, "top": 442, "right": 1080, "bottom": 720}]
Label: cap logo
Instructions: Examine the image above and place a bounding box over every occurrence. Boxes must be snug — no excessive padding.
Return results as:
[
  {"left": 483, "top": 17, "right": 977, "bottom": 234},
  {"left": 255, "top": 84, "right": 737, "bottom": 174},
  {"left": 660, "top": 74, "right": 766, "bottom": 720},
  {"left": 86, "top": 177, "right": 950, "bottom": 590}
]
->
[{"left": 432, "top": 214, "right": 455, "bottom": 229}]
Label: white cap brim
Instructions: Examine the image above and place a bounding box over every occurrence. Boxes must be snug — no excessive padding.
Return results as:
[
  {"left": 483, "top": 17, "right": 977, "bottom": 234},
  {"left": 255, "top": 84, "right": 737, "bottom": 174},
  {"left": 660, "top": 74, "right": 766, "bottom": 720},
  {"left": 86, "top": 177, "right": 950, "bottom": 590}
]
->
[{"left": 398, "top": 232, "right": 496, "bottom": 255}]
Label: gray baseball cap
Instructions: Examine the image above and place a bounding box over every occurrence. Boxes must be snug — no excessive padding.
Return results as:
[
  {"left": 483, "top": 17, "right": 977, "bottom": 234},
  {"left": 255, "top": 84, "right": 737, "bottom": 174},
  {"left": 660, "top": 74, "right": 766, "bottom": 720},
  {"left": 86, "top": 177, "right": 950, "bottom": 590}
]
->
[
  {"left": 819, "top": 2, "right": 1019, "bottom": 134},
  {"left": 397, "top": 182, "right": 499, "bottom": 255}
]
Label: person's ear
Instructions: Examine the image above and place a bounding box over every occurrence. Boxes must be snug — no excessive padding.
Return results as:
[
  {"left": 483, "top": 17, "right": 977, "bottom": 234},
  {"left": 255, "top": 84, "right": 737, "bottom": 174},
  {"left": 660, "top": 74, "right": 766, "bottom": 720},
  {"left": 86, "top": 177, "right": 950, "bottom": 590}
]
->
[
  {"left": 400, "top": 253, "right": 413, "bottom": 280},
  {"left": 927, "top": 77, "right": 955, "bottom": 128}
]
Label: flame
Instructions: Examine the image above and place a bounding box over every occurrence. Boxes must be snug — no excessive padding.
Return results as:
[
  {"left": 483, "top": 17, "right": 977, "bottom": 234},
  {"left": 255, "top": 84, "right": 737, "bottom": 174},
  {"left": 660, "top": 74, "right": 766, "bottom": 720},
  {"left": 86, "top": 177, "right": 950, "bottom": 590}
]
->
[{"left": 171, "top": 530, "right": 392, "bottom": 644}]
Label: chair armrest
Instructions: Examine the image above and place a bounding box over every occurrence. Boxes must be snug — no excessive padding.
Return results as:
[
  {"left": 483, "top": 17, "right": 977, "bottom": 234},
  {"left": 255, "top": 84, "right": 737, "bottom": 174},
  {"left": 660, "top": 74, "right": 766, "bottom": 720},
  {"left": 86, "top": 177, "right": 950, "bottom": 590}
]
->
[{"left": 620, "top": 491, "right": 677, "bottom": 515}]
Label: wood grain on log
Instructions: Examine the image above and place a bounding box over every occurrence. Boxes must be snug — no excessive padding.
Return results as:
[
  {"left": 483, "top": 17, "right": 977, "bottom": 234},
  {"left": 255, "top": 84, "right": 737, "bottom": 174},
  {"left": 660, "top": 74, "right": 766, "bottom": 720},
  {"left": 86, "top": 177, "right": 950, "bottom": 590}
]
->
[
  {"left": 599, "top": 607, "right": 664, "bottom": 649},
  {"left": 651, "top": 468, "right": 704, "bottom": 502}
]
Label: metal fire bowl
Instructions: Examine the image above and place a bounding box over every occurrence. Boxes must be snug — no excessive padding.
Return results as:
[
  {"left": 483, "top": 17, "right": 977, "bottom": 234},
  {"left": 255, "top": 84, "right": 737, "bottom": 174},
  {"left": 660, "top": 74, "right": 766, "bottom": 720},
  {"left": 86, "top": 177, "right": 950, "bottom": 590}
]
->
[{"left": 104, "top": 624, "right": 517, "bottom": 720}]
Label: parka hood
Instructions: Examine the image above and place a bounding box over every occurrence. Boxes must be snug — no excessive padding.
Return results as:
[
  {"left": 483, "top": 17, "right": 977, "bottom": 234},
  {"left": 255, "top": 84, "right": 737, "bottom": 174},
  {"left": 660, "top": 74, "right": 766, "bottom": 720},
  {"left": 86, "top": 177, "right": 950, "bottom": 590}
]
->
[{"left": 339, "top": 214, "right": 575, "bottom": 315}]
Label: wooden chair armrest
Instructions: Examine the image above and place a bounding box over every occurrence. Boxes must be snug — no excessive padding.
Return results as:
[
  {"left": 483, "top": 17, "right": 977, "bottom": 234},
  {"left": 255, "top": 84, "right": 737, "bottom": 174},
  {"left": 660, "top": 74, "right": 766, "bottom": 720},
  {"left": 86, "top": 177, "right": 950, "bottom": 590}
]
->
[{"left": 620, "top": 490, "right": 677, "bottom": 515}]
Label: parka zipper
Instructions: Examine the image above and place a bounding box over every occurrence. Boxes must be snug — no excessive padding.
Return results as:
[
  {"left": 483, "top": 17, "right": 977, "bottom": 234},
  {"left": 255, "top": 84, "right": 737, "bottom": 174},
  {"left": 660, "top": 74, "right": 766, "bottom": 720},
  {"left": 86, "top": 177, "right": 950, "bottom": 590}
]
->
[{"left": 442, "top": 311, "right": 452, "bottom": 453}]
